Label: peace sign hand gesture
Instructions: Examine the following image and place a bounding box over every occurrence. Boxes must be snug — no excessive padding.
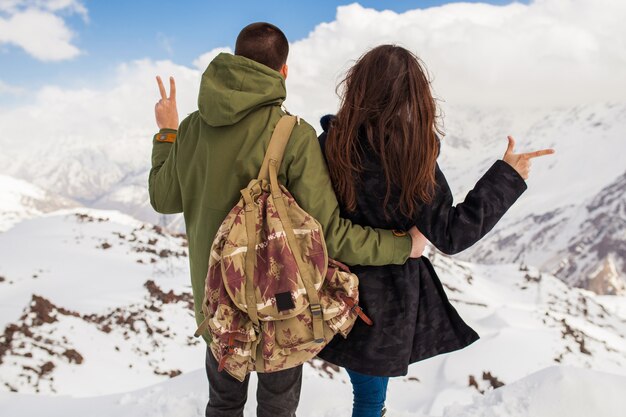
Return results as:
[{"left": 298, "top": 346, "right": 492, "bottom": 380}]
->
[
  {"left": 154, "top": 76, "right": 179, "bottom": 130},
  {"left": 502, "top": 136, "right": 555, "bottom": 180}
]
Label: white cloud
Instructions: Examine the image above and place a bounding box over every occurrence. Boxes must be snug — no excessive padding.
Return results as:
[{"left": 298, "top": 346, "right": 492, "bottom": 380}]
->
[
  {"left": 0, "top": 0, "right": 86, "bottom": 16},
  {"left": 284, "top": 0, "right": 626, "bottom": 119},
  {"left": 0, "top": 57, "right": 200, "bottom": 149},
  {"left": 192, "top": 47, "right": 233, "bottom": 71},
  {"left": 38, "top": 0, "right": 88, "bottom": 19},
  {"left": 0, "top": 0, "right": 85, "bottom": 61}
]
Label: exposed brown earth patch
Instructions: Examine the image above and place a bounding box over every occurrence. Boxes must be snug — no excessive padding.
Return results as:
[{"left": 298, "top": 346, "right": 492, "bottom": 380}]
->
[
  {"left": 75, "top": 213, "right": 109, "bottom": 223},
  {"left": 0, "top": 281, "right": 195, "bottom": 393},
  {"left": 468, "top": 371, "right": 505, "bottom": 394}
]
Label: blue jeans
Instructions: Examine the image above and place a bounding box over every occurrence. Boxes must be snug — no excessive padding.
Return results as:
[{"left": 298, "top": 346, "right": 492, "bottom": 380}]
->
[{"left": 345, "top": 368, "right": 389, "bottom": 417}]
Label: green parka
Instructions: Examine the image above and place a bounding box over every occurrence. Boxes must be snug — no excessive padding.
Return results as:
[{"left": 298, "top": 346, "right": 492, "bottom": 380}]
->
[{"left": 148, "top": 53, "right": 411, "bottom": 339}]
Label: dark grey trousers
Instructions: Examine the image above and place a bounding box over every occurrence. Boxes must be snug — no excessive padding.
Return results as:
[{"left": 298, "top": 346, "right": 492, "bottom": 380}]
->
[{"left": 205, "top": 348, "right": 303, "bottom": 417}]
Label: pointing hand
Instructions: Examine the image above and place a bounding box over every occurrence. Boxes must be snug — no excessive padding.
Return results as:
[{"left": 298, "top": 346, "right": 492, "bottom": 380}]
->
[
  {"left": 502, "top": 136, "right": 555, "bottom": 180},
  {"left": 154, "top": 76, "right": 179, "bottom": 130}
]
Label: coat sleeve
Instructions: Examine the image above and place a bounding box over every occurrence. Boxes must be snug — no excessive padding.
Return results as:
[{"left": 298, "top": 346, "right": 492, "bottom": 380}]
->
[
  {"left": 414, "top": 160, "right": 527, "bottom": 255},
  {"left": 285, "top": 125, "right": 412, "bottom": 266},
  {"left": 148, "top": 121, "right": 187, "bottom": 214}
]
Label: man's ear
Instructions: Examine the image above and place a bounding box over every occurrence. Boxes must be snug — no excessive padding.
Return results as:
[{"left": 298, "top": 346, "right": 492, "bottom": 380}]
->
[{"left": 280, "top": 64, "right": 288, "bottom": 80}]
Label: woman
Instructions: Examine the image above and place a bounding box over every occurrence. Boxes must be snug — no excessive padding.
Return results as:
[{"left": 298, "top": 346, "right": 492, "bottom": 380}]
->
[{"left": 318, "top": 45, "right": 554, "bottom": 417}]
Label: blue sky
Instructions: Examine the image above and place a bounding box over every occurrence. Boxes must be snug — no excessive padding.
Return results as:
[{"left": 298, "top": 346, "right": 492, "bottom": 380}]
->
[{"left": 0, "top": 0, "right": 525, "bottom": 91}]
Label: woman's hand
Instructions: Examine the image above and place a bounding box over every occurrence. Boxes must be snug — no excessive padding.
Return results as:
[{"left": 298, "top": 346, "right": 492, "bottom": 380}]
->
[
  {"left": 502, "top": 136, "right": 555, "bottom": 180},
  {"left": 408, "top": 226, "right": 428, "bottom": 258},
  {"left": 155, "top": 76, "right": 179, "bottom": 130}
]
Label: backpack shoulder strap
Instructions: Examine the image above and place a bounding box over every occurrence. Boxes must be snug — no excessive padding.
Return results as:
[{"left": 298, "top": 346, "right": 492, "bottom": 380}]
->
[{"left": 257, "top": 115, "right": 298, "bottom": 181}]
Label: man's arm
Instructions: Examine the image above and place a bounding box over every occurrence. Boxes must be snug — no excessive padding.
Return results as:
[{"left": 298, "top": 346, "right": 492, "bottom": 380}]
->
[
  {"left": 149, "top": 128, "right": 183, "bottom": 214},
  {"left": 285, "top": 123, "right": 412, "bottom": 266},
  {"left": 148, "top": 76, "right": 183, "bottom": 214}
]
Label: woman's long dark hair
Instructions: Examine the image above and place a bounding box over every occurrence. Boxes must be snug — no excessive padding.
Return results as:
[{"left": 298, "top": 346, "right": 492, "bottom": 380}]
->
[{"left": 326, "top": 45, "right": 442, "bottom": 219}]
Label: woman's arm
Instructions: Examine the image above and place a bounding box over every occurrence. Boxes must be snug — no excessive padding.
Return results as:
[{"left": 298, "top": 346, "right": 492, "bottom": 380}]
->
[
  {"left": 415, "top": 136, "right": 554, "bottom": 254},
  {"left": 414, "top": 160, "right": 527, "bottom": 255}
]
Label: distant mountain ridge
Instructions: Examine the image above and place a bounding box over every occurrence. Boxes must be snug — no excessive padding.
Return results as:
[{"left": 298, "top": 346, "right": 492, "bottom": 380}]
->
[{"left": 0, "top": 175, "right": 77, "bottom": 232}]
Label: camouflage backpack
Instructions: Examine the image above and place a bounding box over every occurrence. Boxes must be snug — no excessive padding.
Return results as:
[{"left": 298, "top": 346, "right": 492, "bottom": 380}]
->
[{"left": 194, "top": 115, "right": 372, "bottom": 381}]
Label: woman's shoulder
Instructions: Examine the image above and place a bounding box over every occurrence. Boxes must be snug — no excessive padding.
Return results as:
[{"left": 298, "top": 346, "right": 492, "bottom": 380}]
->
[
  {"left": 320, "top": 114, "right": 336, "bottom": 133},
  {"left": 317, "top": 114, "right": 337, "bottom": 156}
]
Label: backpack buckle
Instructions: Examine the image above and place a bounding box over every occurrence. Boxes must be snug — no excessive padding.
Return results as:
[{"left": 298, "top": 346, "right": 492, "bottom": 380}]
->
[{"left": 310, "top": 303, "right": 322, "bottom": 316}]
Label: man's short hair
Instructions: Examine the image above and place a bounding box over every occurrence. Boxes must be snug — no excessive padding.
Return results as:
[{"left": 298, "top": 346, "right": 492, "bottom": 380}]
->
[{"left": 235, "top": 22, "right": 289, "bottom": 72}]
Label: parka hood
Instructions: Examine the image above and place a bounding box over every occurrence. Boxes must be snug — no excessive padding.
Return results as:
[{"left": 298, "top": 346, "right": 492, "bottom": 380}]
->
[{"left": 198, "top": 53, "right": 286, "bottom": 127}]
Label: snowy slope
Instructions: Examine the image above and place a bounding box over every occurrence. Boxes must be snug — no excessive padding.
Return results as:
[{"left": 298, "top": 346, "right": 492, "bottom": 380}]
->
[
  {"left": 0, "top": 175, "right": 77, "bottom": 232},
  {"left": 0, "top": 208, "right": 202, "bottom": 395},
  {"left": 1, "top": 356, "right": 625, "bottom": 417},
  {"left": 1, "top": 209, "right": 626, "bottom": 416}
]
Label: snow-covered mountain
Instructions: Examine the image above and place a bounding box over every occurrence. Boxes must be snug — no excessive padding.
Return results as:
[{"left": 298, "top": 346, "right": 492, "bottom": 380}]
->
[
  {"left": 443, "top": 103, "right": 626, "bottom": 294},
  {"left": 463, "top": 169, "right": 626, "bottom": 294},
  {"left": 1, "top": 102, "right": 624, "bottom": 293},
  {"left": 1, "top": 208, "right": 625, "bottom": 416},
  {"left": 0, "top": 208, "right": 197, "bottom": 396},
  {"left": 0, "top": 175, "right": 77, "bottom": 232}
]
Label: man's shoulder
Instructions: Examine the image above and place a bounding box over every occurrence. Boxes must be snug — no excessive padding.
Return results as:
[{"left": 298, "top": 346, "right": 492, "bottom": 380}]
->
[
  {"left": 280, "top": 115, "right": 325, "bottom": 170},
  {"left": 287, "top": 115, "right": 318, "bottom": 147},
  {"left": 176, "top": 111, "right": 201, "bottom": 143},
  {"left": 180, "top": 111, "right": 200, "bottom": 130}
]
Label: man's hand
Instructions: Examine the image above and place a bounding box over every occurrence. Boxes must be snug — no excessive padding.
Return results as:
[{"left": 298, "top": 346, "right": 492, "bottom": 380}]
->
[
  {"left": 502, "top": 136, "right": 555, "bottom": 180},
  {"left": 155, "top": 76, "right": 179, "bottom": 130},
  {"left": 408, "top": 226, "right": 428, "bottom": 258}
]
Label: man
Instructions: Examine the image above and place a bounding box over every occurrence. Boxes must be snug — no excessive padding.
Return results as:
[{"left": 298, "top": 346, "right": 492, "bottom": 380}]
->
[{"left": 149, "top": 22, "right": 424, "bottom": 417}]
